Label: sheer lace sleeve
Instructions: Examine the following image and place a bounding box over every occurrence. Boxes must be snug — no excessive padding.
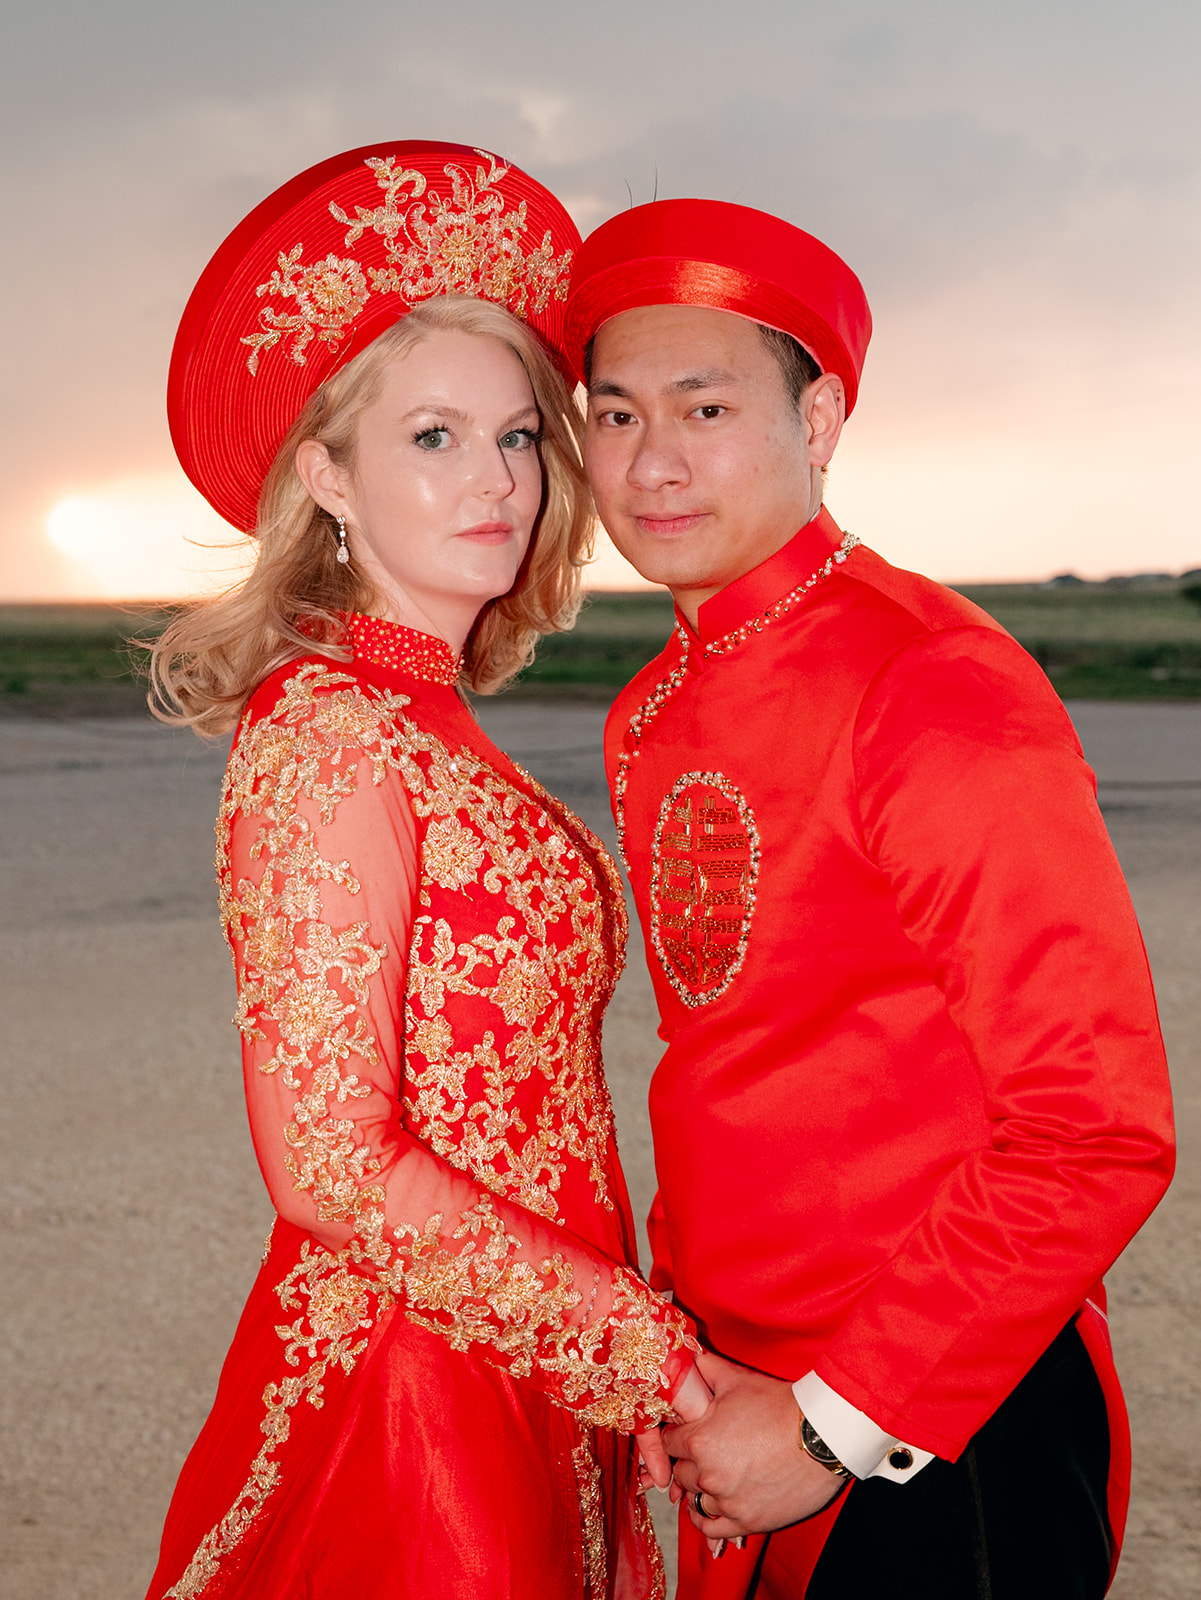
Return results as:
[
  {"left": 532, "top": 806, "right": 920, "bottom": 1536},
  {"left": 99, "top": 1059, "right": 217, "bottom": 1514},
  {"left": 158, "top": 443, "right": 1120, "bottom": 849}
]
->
[{"left": 219, "top": 664, "right": 695, "bottom": 1430}]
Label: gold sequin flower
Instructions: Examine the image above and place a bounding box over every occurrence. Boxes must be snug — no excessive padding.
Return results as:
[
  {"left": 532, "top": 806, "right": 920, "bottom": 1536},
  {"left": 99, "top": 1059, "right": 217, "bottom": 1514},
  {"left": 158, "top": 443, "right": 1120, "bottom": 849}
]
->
[
  {"left": 306, "top": 1268, "right": 371, "bottom": 1343},
  {"left": 242, "top": 249, "right": 370, "bottom": 374},
  {"left": 609, "top": 1319, "right": 669, "bottom": 1385},
  {"left": 274, "top": 976, "right": 349, "bottom": 1048},
  {"left": 488, "top": 1261, "right": 547, "bottom": 1321},
  {"left": 425, "top": 816, "right": 486, "bottom": 890},
  {"left": 491, "top": 957, "right": 555, "bottom": 1027},
  {"left": 245, "top": 915, "right": 293, "bottom": 973},
  {"left": 405, "top": 1252, "right": 476, "bottom": 1313},
  {"left": 412, "top": 1015, "right": 454, "bottom": 1061}
]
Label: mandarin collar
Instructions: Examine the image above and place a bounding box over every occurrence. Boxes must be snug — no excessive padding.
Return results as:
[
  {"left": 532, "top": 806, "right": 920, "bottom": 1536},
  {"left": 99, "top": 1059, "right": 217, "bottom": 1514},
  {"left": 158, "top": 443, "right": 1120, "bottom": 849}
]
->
[
  {"left": 345, "top": 612, "right": 463, "bottom": 686},
  {"left": 679, "top": 506, "right": 846, "bottom": 648}
]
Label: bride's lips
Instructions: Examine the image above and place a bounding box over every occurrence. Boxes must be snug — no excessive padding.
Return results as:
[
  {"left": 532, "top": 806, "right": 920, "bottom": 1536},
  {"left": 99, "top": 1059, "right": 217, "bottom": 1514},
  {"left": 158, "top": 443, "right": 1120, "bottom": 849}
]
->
[
  {"left": 633, "top": 512, "right": 709, "bottom": 535},
  {"left": 456, "top": 521, "right": 514, "bottom": 543}
]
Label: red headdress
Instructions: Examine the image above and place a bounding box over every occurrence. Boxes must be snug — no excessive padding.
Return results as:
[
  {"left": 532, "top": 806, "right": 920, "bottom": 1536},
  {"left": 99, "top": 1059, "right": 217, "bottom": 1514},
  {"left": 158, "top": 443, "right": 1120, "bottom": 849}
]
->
[
  {"left": 563, "top": 198, "right": 871, "bottom": 414},
  {"left": 169, "top": 141, "right": 581, "bottom": 533}
]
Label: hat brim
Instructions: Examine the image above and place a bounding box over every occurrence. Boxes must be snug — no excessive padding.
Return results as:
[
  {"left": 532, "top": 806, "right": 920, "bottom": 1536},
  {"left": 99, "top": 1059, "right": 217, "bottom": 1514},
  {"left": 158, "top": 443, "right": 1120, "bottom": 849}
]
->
[{"left": 169, "top": 142, "right": 580, "bottom": 533}]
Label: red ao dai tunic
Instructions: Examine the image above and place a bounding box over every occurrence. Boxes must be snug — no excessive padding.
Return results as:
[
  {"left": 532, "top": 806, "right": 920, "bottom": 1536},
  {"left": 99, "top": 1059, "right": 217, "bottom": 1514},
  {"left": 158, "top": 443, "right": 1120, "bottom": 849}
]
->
[{"left": 145, "top": 617, "right": 695, "bottom": 1600}]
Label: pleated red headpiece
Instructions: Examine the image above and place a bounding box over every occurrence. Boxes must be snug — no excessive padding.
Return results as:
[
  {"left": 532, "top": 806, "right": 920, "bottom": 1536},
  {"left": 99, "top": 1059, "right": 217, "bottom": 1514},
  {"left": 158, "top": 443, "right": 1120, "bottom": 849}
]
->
[
  {"left": 563, "top": 199, "right": 871, "bottom": 414},
  {"left": 169, "top": 141, "right": 581, "bottom": 533}
]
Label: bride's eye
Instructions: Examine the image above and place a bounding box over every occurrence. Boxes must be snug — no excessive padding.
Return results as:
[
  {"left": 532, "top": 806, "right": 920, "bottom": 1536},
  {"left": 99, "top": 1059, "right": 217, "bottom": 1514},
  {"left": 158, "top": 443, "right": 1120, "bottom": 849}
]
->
[
  {"left": 413, "top": 427, "right": 453, "bottom": 450},
  {"left": 499, "top": 428, "right": 541, "bottom": 451}
]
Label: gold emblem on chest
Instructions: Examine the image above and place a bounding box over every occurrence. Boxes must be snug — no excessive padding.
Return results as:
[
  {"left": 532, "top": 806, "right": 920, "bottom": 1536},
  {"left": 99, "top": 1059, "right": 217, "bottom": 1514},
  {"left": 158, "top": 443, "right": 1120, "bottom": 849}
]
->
[{"left": 649, "top": 771, "right": 760, "bottom": 1007}]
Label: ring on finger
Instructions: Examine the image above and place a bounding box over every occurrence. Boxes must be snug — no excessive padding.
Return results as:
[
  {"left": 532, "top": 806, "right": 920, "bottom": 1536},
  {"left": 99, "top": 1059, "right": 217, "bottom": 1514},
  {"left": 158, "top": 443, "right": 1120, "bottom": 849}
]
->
[{"left": 692, "top": 1490, "right": 717, "bottom": 1520}]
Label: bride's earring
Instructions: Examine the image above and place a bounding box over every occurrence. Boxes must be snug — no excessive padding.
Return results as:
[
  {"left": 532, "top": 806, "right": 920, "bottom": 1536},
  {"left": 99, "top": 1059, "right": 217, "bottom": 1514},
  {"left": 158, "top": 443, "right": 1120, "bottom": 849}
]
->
[{"left": 335, "top": 515, "right": 350, "bottom": 565}]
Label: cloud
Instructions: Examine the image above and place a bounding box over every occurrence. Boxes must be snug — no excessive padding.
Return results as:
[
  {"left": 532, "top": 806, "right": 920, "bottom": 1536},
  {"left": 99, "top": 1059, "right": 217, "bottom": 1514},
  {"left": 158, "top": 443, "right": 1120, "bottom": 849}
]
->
[{"left": 3, "top": 0, "right": 1198, "bottom": 594}]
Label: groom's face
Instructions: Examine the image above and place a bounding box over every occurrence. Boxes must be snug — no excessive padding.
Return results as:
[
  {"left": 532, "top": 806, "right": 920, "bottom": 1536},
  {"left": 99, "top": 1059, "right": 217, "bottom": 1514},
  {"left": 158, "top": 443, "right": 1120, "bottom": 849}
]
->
[{"left": 583, "top": 304, "right": 842, "bottom": 621}]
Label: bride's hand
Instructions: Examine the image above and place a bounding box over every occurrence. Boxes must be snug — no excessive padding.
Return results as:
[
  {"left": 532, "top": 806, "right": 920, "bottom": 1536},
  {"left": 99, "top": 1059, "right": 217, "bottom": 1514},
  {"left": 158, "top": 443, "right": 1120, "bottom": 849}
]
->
[
  {"left": 661, "top": 1362, "right": 714, "bottom": 1504},
  {"left": 666, "top": 1362, "right": 729, "bottom": 1557},
  {"left": 634, "top": 1361, "right": 714, "bottom": 1491},
  {"left": 670, "top": 1362, "right": 713, "bottom": 1424},
  {"left": 634, "top": 1427, "right": 672, "bottom": 1490}
]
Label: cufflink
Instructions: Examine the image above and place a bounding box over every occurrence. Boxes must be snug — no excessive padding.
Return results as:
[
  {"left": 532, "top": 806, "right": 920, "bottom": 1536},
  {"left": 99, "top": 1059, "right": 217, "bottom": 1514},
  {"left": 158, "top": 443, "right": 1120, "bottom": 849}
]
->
[{"left": 888, "top": 1447, "right": 914, "bottom": 1471}]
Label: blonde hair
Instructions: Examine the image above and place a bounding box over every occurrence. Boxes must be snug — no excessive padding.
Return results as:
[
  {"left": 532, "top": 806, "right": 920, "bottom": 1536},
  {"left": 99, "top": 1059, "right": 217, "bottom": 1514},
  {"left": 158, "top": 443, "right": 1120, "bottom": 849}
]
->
[{"left": 150, "top": 295, "right": 592, "bottom": 735}]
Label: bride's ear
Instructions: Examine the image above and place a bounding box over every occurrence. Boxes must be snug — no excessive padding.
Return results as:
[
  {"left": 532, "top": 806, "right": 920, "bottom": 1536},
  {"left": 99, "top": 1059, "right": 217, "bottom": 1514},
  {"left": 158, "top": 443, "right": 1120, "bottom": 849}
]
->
[{"left": 295, "top": 438, "right": 350, "bottom": 520}]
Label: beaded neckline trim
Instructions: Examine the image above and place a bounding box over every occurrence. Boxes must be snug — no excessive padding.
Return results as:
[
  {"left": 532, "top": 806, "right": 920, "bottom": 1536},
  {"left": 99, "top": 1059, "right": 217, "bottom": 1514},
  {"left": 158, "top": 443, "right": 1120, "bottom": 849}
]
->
[
  {"left": 612, "top": 531, "right": 859, "bottom": 866},
  {"left": 345, "top": 612, "right": 463, "bottom": 687}
]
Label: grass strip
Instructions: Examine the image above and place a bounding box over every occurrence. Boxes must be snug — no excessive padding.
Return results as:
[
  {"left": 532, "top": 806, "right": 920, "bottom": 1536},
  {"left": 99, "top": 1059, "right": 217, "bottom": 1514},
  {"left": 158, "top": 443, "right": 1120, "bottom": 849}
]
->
[{"left": 2, "top": 585, "right": 1199, "bottom": 709}]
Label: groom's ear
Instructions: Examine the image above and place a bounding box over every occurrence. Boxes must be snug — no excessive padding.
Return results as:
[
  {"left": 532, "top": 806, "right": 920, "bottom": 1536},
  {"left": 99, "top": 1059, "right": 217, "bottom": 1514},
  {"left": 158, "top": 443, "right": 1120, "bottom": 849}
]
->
[{"left": 801, "top": 373, "right": 845, "bottom": 469}]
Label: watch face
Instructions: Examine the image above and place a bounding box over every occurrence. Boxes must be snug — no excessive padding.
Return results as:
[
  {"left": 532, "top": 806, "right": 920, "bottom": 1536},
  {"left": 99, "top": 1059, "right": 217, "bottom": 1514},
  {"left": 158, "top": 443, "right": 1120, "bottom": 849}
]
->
[{"left": 801, "top": 1416, "right": 843, "bottom": 1470}]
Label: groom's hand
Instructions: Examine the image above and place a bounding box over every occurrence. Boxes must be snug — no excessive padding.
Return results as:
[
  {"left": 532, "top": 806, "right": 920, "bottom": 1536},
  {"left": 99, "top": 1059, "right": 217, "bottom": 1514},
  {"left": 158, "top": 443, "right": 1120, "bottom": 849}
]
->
[{"left": 662, "top": 1351, "right": 845, "bottom": 1537}]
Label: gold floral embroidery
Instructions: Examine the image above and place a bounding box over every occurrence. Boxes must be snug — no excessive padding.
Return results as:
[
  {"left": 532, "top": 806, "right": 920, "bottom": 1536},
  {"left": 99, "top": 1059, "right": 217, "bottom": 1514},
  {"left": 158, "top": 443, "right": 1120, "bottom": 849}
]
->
[
  {"left": 353, "top": 152, "right": 570, "bottom": 318},
  {"left": 609, "top": 1315, "right": 677, "bottom": 1386},
  {"left": 632, "top": 1487, "right": 668, "bottom": 1600},
  {"left": 164, "top": 1238, "right": 394, "bottom": 1599},
  {"left": 424, "top": 814, "right": 486, "bottom": 889},
  {"left": 391, "top": 1194, "right": 682, "bottom": 1426},
  {"left": 492, "top": 955, "right": 556, "bottom": 1027},
  {"left": 572, "top": 1438, "right": 608, "bottom": 1598},
  {"left": 242, "top": 151, "right": 572, "bottom": 374},
  {"left": 166, "top": 662, "right": 690, "bottom": 1596},
  {"left": 401, "top": 738, "right": 629, "bottom": 1219},
  {"left": 241, "top": 249, "right": 370, "bottom": 373}
]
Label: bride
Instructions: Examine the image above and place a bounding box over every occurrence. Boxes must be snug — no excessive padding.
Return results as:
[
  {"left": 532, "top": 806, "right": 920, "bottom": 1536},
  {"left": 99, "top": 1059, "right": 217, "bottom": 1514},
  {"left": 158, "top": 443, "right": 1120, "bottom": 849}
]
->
[{"left": 143, "top": 142, "right": 705, "bottom": 1600}]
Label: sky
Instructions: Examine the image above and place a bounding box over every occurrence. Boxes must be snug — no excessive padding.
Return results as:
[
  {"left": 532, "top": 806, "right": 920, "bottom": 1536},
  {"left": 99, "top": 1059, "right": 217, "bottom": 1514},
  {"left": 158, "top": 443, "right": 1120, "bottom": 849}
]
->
[{"left": 3, "top": 0, "right": 1199, "bottom": 599}]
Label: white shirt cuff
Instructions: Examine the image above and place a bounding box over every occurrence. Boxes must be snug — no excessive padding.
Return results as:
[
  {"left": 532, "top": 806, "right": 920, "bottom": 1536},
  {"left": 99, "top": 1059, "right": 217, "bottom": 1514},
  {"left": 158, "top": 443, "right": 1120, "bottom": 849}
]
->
[{"left": 792, "top": 1372, "right": 935, "bottom": 1483}]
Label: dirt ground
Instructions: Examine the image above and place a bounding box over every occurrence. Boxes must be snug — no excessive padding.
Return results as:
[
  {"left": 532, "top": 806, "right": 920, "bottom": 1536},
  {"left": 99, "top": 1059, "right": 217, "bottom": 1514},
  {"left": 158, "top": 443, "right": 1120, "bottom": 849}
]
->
[{"left": 0, "top": 699, "right": 1196, "bottom": 1599}]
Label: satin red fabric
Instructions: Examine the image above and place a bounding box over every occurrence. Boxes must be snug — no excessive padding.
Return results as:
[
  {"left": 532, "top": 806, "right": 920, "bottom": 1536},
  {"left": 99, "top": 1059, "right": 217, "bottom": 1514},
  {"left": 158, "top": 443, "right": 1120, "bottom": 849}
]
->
[
  {"left": 604, "top": 510, "right": 1173, "bottom": 1592},
  {"left": 562, "top": 199, "right": 871, "bottom": 410}
]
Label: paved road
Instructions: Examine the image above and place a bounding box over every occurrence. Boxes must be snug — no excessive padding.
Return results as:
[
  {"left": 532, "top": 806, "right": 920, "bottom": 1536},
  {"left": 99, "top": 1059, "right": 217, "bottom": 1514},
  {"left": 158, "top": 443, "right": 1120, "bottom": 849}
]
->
[{"left": 1, "top": 702, "right": 1197, "bottom": 1598}]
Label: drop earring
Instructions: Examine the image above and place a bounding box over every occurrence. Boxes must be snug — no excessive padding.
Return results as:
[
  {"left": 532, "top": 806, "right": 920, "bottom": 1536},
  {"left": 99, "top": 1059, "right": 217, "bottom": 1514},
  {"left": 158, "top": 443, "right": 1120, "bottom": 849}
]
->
[{"left": 335, "top": 515, "right": 350, "bottom": 565}]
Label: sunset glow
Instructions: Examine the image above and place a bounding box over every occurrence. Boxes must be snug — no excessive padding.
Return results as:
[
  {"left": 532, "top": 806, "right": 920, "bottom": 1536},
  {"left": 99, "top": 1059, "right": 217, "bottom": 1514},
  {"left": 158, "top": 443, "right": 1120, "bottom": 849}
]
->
[
  {"left": 44, "top": 477, "right": 257, "bottom": 601},
  {"left": 3, "top": 4, "right": 1197, "bottom": 601}
]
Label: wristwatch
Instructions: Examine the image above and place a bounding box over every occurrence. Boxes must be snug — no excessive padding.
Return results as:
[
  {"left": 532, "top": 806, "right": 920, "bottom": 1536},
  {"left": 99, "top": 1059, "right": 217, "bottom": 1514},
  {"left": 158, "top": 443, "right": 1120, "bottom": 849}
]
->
[{"left": 798, "top": 1412, "right": 853, "bottom": 1478}]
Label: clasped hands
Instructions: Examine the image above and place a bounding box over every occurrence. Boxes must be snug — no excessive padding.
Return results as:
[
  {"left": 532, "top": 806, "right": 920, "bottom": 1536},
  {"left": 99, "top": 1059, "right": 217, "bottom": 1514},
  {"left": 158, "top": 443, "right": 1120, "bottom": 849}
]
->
[{"left": 636, "top": 1351, "right": 844, "bottom": 1543}]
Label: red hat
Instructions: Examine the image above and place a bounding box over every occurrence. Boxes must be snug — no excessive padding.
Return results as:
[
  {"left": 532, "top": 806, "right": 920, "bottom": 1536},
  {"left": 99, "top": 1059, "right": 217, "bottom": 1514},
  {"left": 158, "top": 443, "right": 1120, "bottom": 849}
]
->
[
  {"left": 563, "top": 199, "right": 871, "bottom": 414},
  {"left": 169, "top": 141, "right": 581, "bottom": 533}
]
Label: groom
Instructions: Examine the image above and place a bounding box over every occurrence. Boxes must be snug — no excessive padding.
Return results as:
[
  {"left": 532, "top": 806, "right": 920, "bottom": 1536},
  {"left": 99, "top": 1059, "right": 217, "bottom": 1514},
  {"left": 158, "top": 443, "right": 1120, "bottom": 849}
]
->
[{"left": 563, "top": 202, "right": 1174, "bottom": 1597}]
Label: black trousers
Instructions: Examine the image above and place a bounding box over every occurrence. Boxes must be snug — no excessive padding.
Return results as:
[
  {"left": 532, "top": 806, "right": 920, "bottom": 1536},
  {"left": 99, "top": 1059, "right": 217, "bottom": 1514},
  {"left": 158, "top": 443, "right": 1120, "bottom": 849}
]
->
[{"left": 765, "top": 1319, "right": 1115, "bottom": 1600}]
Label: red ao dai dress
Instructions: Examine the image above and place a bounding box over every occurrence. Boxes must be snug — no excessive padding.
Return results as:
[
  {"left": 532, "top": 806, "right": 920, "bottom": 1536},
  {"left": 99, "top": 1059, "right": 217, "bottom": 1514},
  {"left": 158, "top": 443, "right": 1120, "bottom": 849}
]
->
[{"left": 144, "top": 615, "right": 695, "bottom": 1600}]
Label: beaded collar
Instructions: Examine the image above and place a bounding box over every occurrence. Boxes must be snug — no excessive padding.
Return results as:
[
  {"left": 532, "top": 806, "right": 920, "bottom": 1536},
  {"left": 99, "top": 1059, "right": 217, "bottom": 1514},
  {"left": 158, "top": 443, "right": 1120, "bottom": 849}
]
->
[
  {"left": 345, "top": 612, "right": 463, "bottom": 687},
  {"left": 612, "top": 527, "right": 859, "bottom": 867}
]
